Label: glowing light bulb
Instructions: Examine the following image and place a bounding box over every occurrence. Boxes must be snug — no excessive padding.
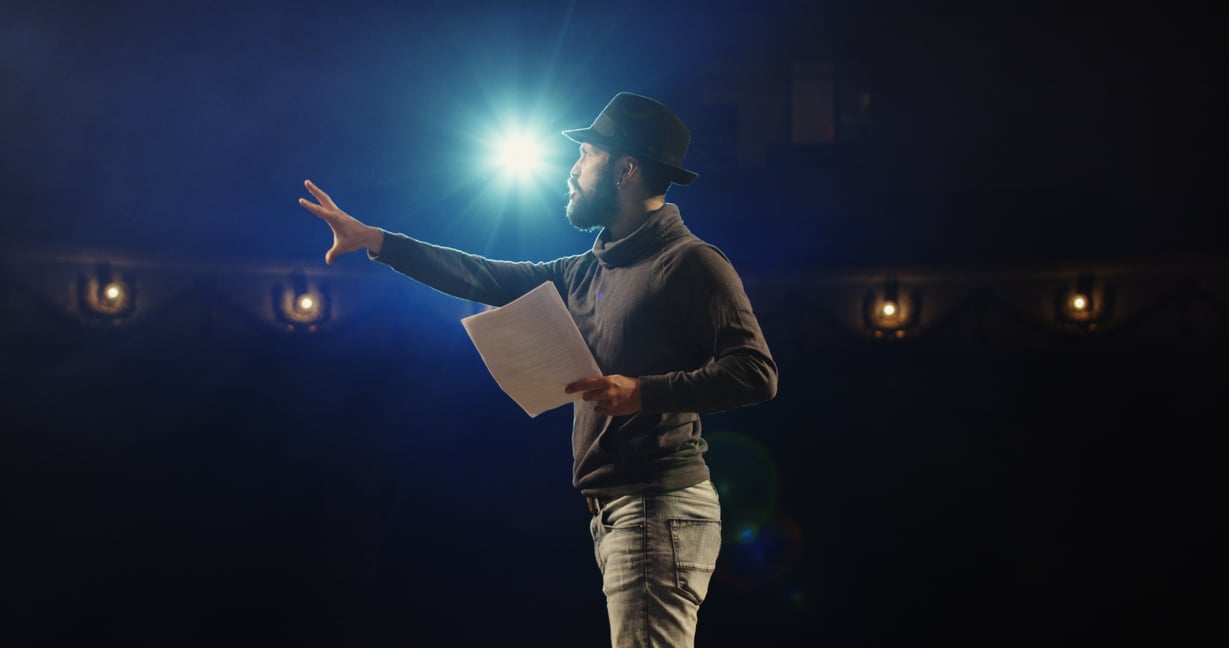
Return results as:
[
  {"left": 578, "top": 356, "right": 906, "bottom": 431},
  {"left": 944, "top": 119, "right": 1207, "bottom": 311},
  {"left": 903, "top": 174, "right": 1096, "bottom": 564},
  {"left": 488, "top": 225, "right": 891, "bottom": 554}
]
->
[
  {"left": 297, "top": 295, "right": 315, "bottom": 312},
  {"left": 880, "top": 300, "right": 898, "bottom": 319},
  {"left": 1070, "top": 293, "right": 1088, "bottom": 311},
  {"left": 103, "top": 283, "right": 123, "bottom": 302}
]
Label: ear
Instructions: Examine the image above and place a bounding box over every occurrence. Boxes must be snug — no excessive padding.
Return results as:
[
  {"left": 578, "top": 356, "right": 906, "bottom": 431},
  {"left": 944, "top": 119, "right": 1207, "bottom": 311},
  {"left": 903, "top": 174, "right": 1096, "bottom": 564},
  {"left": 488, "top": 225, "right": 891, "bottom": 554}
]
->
[{"left": 618, "top": 155, "right": 642, "bottom": 185}]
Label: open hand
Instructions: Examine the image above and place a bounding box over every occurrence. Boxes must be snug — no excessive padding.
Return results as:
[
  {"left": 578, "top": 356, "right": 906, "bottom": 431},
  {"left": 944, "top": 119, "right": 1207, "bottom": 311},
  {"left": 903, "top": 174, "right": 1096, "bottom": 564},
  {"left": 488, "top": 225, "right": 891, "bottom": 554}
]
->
[{"left": 298, "top": 179, "right": 382, "bottom": 264}]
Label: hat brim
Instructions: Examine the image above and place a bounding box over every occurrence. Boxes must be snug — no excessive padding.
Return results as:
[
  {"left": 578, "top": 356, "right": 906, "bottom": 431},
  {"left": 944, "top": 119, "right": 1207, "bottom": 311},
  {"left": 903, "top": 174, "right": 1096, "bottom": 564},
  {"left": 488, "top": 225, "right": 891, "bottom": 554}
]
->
[{"left": 561, "top": 128, "right": 698, "bottom": 186}]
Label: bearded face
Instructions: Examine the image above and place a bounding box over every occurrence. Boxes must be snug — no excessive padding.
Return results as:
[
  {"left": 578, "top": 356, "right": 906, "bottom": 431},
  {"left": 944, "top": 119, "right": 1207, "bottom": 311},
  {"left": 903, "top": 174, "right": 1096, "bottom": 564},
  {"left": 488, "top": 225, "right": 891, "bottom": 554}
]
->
[{"left": 565, "top": 159, "right": 619, "bottom": 232}]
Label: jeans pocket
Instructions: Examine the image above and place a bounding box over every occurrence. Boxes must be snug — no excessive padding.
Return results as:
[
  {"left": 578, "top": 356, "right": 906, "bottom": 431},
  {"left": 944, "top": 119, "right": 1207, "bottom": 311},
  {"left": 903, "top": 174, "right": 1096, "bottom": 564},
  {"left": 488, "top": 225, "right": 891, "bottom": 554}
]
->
[
  {"left": 669, "top": 519, "right": 722, "bottom": 605},
  {"left": 590, "top": 514, "right": 606, "bottom": 572}
]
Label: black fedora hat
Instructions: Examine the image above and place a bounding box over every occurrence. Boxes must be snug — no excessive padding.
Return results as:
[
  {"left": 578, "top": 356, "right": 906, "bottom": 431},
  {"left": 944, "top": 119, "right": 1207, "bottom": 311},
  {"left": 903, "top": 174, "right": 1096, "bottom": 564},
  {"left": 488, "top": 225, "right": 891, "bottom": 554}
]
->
[{"left": 562, "top": 92, "right": 699, "bottom": 186}]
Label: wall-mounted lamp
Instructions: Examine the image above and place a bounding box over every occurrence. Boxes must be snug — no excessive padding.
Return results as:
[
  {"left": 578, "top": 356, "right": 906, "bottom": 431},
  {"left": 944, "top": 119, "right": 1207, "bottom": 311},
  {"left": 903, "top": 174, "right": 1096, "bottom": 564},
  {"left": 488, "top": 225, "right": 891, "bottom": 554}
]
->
[
  {"left": 274, "top": 269, "right": 328, "bottom": 331},
  {"left": 863, "top": 273, "right": 920, "bottom": 338},
  {"left": 1055, "top": 272, "right": 1113, "bottom": 332},
  {"left": 78, "top": 262, "right": 135, "bottom": 321}
]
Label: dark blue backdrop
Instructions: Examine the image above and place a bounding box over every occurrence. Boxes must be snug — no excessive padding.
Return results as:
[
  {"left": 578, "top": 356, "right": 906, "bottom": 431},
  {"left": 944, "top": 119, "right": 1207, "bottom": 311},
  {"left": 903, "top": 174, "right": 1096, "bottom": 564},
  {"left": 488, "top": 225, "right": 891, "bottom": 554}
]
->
[{"left": 3, "top": 2, "right": 1223, "bottom": 646}]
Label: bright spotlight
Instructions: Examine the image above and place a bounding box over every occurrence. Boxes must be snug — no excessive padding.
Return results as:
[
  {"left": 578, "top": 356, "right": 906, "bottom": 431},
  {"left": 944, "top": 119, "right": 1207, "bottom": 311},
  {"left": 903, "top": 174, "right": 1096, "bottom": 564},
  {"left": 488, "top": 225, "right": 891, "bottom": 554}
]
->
[
  {"left": 103, "top": 283, "right": 124, "bottom": 302},
  {"left": 471, "top": 112, "right": 568, "bottom": 214},
  {"left": 280, "top": 289, "right": 325, "bottom": 326},
  {"left": 864, "top": 273, "right": 919, "bottom": 338},
  {"left": 79, "top": 265, "right": 135, "bottom": 321},
  {"left": 880, "top": 300, "right": 898, "bottom": 319},
  {"left": 494, "top": 132, "right": 547, "bottom": 179},
  {"left": 1055, "top": 272, "right": 1111, "bottom": 332},
  {"left": 276, "top": 270, "right": 328, "bottom": 330}
]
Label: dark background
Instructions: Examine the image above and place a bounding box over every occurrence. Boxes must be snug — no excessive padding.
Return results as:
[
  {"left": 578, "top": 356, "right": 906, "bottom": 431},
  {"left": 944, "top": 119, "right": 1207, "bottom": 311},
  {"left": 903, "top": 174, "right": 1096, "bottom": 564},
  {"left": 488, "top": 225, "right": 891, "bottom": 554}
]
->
[{"left": 2, "top": 1, "right": 1224, "bottom": 646}]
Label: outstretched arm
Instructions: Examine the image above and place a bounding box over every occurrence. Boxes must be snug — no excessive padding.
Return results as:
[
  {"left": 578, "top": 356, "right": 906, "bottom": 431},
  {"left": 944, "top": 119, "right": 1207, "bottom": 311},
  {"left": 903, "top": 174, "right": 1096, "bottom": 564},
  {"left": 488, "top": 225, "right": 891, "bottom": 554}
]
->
[
  {"left": 297, "top": 178, "right": 572, "bottom": 306},
  {"left": 298, "top": 179, "right": 384, "bottom": 264}
]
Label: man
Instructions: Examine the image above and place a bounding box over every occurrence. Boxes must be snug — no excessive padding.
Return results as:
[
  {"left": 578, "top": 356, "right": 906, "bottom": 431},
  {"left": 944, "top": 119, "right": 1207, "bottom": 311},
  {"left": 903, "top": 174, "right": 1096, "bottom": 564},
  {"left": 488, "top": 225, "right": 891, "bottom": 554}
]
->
[{"left": 299, "top": 92, "right": 777, "bottom": 647}]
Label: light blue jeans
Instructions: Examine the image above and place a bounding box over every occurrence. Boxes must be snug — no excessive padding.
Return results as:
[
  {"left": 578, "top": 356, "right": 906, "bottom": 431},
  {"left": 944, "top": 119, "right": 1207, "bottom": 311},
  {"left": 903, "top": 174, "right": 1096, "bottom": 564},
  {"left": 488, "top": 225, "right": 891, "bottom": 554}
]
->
[{"left": 588, "top": 480, "right": 722, "bottom": 648}]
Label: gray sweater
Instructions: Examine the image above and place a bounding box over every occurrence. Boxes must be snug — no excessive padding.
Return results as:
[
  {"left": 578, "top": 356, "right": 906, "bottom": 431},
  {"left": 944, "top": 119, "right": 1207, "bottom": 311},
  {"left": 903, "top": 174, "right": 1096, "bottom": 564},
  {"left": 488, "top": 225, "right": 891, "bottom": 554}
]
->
[{"left": 372, "top": 204, "right": 777, "bottom": 498}]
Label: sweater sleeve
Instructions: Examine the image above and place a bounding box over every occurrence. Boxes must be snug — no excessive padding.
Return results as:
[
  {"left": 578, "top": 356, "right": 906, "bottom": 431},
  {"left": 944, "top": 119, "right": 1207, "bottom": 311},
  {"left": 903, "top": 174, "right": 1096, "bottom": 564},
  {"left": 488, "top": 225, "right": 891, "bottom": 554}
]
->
[
  {"left": 637, "top": 244, "right": 778, "bottom": 414},
  {"left": 370, "top": 230, "right": 570, "bottom": 306}
]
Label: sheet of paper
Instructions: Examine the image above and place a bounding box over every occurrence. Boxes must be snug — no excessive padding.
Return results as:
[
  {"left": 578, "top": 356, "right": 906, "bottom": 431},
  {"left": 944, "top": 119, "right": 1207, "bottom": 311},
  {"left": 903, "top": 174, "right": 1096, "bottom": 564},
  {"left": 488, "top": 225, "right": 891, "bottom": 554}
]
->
[{"left": 460, "top": 281, "right": 602, "bottom": 417}]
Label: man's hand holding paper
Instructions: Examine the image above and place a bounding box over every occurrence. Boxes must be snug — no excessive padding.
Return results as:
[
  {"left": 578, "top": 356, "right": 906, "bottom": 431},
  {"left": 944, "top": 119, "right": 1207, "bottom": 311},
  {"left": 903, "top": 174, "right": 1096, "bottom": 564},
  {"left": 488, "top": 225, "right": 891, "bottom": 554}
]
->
[
  {"left": 460, "top": 281, "right": 605, "bottom": 418},
  {"left": 565, "top": 375, "right": 642, "bottom": 417}
]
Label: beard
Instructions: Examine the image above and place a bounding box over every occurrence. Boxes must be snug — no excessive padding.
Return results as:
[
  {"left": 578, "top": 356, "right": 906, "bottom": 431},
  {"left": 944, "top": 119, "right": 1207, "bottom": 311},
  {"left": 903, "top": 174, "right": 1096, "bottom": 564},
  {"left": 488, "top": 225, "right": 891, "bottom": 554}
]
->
[{"left": 565, "top": 163, "right": 619, "bottom": 232}]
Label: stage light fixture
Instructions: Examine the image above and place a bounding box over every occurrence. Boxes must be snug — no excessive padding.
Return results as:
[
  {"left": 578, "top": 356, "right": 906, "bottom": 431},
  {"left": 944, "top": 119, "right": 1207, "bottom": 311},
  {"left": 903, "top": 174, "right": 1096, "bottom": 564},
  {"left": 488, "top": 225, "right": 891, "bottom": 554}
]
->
[
  {"left": 1069, "top": 293, "right": 1089, "bottom": 312},
  {"left": 879, "top": 300, "right": 899, "bottom": 320},
  {"left": 494, "top": 132, "right": 547, "bottom": 180},
  {"left": 482, "top": 118, "right": 558, "bottom": 190},
  {"left": 78, "top": 262, "right": 135, "bottom": 321},
  {"left": 470, "top": 109, "right": 573, "bottom": 215},
  {"left": 1055, "top": 272, "right": 1113, "bottom": 332},
  {"left": 275, "top": 270, "right": 328, "bottom": 330},
  {"left": 283, "top": 290, "right": 324, "bottom": 324},
  {"left": 863, "top": 273, "right": 920, "bottom": 339},
  {"left": 103, "top": 283, "right": 123, "bottom": 302}
]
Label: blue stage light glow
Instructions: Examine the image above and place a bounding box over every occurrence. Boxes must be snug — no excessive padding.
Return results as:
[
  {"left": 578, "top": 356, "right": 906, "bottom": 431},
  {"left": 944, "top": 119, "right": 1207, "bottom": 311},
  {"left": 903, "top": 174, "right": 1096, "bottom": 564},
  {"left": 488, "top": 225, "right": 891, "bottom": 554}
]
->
[
  {"left": 439, "top": 104, "right": 580, "bottom": 251},
  {"left": 477, "top": 115, "right": 567, "bottom": 204},
  {"left": 493, "top": 131, "right": 549, "bottom": 181}
]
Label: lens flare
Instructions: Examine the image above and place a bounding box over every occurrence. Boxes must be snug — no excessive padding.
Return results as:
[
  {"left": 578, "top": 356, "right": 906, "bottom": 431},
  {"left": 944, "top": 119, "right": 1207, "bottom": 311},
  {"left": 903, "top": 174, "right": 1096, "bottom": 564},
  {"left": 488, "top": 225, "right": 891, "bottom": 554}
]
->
[
  {"left": 715, "top": 510, "right": 803, "bottom": 591},
  {"left": 706, "top": 430, "right": 781, "bottom": 540},
  {"left": 706, "top": 431, "right": 802, "bottom": 590}
]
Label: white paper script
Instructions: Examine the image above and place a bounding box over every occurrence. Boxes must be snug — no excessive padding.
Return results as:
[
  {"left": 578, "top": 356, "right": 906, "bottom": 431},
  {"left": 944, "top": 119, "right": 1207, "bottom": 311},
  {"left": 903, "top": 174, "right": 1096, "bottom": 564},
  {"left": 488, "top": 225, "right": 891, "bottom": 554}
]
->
[{"left": 460, "top": 281, "right": 602, "bottom": 417}]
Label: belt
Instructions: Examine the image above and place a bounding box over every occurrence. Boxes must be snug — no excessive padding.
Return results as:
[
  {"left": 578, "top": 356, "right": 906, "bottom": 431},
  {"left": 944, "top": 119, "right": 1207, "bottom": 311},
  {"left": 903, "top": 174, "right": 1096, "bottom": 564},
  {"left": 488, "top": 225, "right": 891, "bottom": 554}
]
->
[{"left": 585, "top": 495, "right": 608, "bottom": 515}]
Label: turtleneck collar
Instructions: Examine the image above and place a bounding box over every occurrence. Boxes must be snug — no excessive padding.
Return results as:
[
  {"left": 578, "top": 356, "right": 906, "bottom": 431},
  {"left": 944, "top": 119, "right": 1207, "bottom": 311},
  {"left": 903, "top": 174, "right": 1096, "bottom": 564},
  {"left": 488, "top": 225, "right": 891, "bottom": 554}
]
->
[{"left": 591, "top": 203, "right": 689, "bottom": 268}]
